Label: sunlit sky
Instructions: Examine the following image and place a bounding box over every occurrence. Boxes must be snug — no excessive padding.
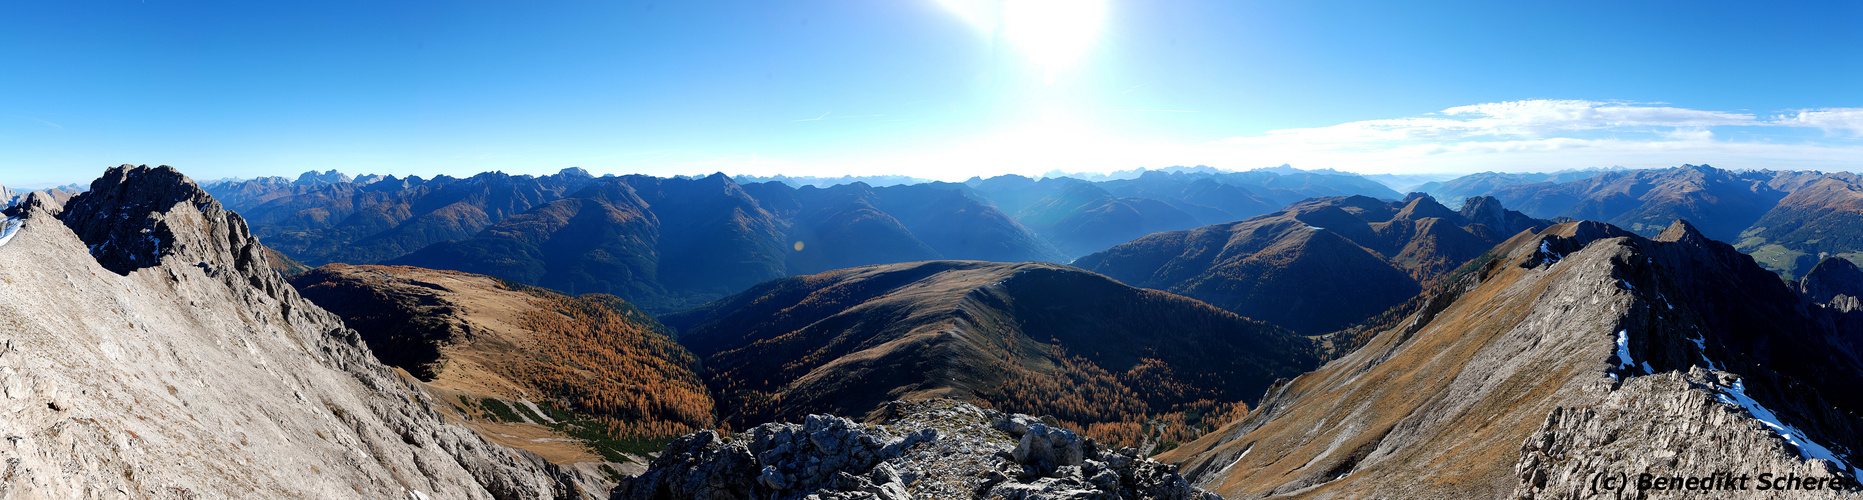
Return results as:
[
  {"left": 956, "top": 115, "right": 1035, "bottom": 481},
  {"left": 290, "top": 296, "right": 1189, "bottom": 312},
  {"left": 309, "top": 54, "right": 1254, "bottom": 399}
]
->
[{"left": 3, "top": 1, "right": 1861, "bottom": 187}]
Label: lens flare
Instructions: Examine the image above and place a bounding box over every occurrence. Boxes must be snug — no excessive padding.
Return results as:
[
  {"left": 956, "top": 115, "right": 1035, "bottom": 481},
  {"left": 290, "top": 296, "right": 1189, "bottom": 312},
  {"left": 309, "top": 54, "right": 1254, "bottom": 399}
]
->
[{"left": 936, "top": 0, "right": 1107, "bottom": 81}]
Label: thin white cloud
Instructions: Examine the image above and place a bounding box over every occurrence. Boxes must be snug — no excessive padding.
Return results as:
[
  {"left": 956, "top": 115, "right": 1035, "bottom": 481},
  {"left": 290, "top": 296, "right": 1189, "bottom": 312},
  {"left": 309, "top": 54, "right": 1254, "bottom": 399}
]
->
[
  {"left": 1775, "top": 108, "right": 1863, "bottom": 135},
  {"left": 701, "top": 99, "right": 1863, "bottom": 182},
  {"left": 1439, "top": 100, "right": 1757, "bottom": 134},
  {"left": 1186, "top": 99, "right": 1863, "bottom": 175},
  {"left": 22, "top": 116, "right": 64, "bottom": 129},
  {"left": 1221, "top": 100, "right": 1765, "bottom": 147}
]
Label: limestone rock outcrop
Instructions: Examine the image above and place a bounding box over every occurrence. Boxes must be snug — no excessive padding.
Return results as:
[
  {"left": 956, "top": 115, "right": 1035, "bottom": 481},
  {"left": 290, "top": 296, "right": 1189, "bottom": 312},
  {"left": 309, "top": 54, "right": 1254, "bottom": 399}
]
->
[
  {"left": 0, "top": 165, "right": 589, "bottom": 498},
  {"left": 614, "top": 399, "right": 1219, "bottom": 500}
]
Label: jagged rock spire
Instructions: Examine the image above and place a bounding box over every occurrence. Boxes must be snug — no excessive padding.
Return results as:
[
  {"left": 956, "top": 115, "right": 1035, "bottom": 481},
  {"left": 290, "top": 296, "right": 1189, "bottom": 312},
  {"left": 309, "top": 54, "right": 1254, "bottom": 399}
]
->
[{"left": 57, "top": 165, "right": 280, "bottom": 297}]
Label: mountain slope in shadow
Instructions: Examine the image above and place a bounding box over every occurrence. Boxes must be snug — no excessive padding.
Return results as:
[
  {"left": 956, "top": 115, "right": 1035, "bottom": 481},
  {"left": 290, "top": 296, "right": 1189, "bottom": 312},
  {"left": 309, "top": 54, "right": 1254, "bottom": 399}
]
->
[
  {"left": 662, "top": 260, "right": 1320, "bottom": 449},
  {"left": 1076, "top": 194, "right": 1548, "bottom": 334}
]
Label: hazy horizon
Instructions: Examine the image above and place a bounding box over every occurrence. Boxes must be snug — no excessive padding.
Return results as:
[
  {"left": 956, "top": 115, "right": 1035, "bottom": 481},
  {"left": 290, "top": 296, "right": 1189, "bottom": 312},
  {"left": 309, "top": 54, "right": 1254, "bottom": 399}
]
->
[{"left": 4, "top": 1, "right": 1859, "bottom": 186}]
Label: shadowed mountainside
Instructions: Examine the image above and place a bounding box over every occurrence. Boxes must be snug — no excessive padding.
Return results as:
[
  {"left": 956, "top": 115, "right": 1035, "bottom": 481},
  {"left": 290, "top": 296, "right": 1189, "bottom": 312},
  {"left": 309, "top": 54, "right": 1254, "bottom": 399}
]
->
[
  {"left": 1412, "top": 168, "right": 1621, "bottom": 205},
  {"left": 1075, "top": 194, "right": 1548, "bottom": 335},
  {"left": 661, "top": 260, "right": 1320, "bottom": 450},
  {"left": 211, "top": 167, "right": 1406, "bottom": 306},
  {"left": 1012, "top": 181, "right": 1202, "bottom": 259},
  {"left": 206, "top": 168, "right": 603, "bottom": 266},
  {"left": 963, "top": 170, "right": 1403, "bottom": 259},
  {"left": 389, "top": 176, "right": 1063, "bottom": 312},
  {"left": 1737, "top": 176, "right": 1863, "bottom": 278},
  {"left": 290, "top": 264, "right": 713, "bottom": 478}
]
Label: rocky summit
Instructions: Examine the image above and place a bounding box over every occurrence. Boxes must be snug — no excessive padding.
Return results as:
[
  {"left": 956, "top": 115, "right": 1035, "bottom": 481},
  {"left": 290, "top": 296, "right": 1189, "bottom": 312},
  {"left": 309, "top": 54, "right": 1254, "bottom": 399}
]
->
[
  {"left": 614, "top": 399, "right": 1218, "bottom": 500},
  {"left": 0, "top": 165, "right": 593, "bottom": 498}
]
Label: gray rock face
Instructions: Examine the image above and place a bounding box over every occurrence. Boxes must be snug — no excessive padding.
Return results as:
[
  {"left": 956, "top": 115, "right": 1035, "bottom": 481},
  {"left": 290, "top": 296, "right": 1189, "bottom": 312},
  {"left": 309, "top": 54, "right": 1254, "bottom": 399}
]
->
[
  {"left": 297, "top": 169, "right": 353, "bottom": 186},
  {"left": 615, "top": 410, "right": 932, "bottom": 500},
  {"left": 1169, "top": 219, "right": 1863, "bottom": 498},
  {"left": 1515, "top": 368, "right": 1859, "bottom": 499},
  {"left": 1004, "top": 419, "right": 1085, "bottom": 475},
  {"left": 614, "top": 399, "right": 1219, "bottom": 500},
  {"left": 0, "top": 165, "right": 585, "bottom": 498},
  {"left": 60, "top": 165, "right": 233, "bottom": 275}
]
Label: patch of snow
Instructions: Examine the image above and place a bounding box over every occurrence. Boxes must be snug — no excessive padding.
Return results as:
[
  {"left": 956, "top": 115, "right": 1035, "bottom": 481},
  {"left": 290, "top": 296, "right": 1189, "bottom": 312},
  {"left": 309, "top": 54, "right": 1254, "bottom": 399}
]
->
[
  {"left": 1212, "top": 444, "right": 1254, "bottom": 479},
  {"left": 0, "top": 217, "right": 20, "bottom": 247},
  {"left": 1620, "top": 279, "right": 1635, "bottom": 290},
  {"left": 1539, "top": 240, "right": 1563, "bottom": 264},
  {"left": 1716, "top": 378, "right": 1855, "bottom": 474},
  {"left": 1306, "top": 226, "right": 1323, "bottom": 230},
  {"left": 1614, "top": 329, "right": 1637, "bottom": 376},
  {"left": 144, "top": 234, "right": 163, "bottom": 261},
  {"left": 1688, "top": 329, "right": 1723, "bottom": 371}
]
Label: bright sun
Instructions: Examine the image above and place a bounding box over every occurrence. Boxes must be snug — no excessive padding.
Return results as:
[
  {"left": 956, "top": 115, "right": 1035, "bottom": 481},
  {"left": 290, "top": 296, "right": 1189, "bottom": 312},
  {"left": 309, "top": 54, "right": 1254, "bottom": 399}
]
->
[{"left": 936, "top": 0, "right": 1108, "bottom": 80}]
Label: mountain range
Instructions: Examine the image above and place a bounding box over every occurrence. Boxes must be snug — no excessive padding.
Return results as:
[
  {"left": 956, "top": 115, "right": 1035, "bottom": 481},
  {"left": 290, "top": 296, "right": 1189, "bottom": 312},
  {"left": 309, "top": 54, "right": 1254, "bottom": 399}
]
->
[
  {"left": 1410, "top": 167, "right": 1626, "bottom": 205},
  {"left": 1419, "top": 164, "right": 1863, "bottom": 278},
  {"left": 10, "top": 163, "right": 1863, "bottom": 498},
  {"left": 1074, "top": 194, "right": 1547, "bottom": 335},
  {"left": 205, "top": 166, "right": 1404, "bottom": 311}
]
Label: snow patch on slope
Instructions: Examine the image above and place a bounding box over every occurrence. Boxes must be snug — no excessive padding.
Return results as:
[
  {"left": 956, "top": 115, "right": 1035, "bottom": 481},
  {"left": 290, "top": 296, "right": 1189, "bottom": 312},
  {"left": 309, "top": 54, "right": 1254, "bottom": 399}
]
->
[
  {"left": 1537, "top": 239, "right": 1564, "bottom": 265},
  {"left": 1201, "top": 444, "right": 1255, "bottom": 488},
  {"left": 1688, "top": 329, "right": 1723, "bottom": 371},
  {"left": 1610, "top": 329, "right": 1637, "bottom": 380},
  {"left": 0, "top": 217, "right": 19, "bottom": 247},
  {"left": 1716, "top": 378, "right": 1855, "bottom": 474}
]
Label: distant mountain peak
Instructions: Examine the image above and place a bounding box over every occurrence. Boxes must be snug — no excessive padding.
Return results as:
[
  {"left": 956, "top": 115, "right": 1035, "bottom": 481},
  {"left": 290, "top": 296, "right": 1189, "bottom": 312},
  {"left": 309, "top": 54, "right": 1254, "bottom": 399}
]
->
[
  {"left": 1248, "top": 164, "right": 1356, "bottom": 176},
  {"left": 1654, "top": 218, "right": 1708, "bottom": 244},
  {"left": 1395, "top": 194, "right": 1458, "bottom": 221},
  {"left": 1798, "top": 257, "right": 1863, "bottom": 305},
  {"left": 294, "top": 168, "right": 350, "bottom": 186}
]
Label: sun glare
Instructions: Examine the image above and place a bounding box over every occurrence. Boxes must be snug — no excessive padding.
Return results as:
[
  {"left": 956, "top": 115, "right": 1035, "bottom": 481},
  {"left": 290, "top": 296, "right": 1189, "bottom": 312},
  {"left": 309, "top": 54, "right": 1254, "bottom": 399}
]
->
[{"left": 937, "top": 0, "right": 1107, "bottom": 81}]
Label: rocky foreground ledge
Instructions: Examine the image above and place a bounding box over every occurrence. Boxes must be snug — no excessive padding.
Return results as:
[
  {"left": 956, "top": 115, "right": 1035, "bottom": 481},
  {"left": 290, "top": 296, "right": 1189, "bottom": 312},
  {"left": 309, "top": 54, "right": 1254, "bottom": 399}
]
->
[{"left": 613, "top": 399, "right": 1221, "bottom": 500}]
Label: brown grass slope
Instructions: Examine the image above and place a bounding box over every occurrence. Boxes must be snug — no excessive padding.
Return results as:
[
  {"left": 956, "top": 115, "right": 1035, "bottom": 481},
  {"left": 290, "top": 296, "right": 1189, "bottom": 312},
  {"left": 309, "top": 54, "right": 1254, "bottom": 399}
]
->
[
  {"left": 290, "top": 264, "right": 714, "bottom": 466},
  {"left": 662, "top": 260, "right": 1320, "bottom": 449},
  {"left": 1160, "top": 220, "right": 1863, "bottom": 498}
]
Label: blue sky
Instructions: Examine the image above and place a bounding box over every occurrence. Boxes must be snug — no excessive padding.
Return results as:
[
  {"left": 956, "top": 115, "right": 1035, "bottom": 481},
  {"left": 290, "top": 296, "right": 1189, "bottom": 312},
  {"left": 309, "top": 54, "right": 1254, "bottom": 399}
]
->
[{"left": 3, "top": 0, "right": 1860, "bottom": 187}]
